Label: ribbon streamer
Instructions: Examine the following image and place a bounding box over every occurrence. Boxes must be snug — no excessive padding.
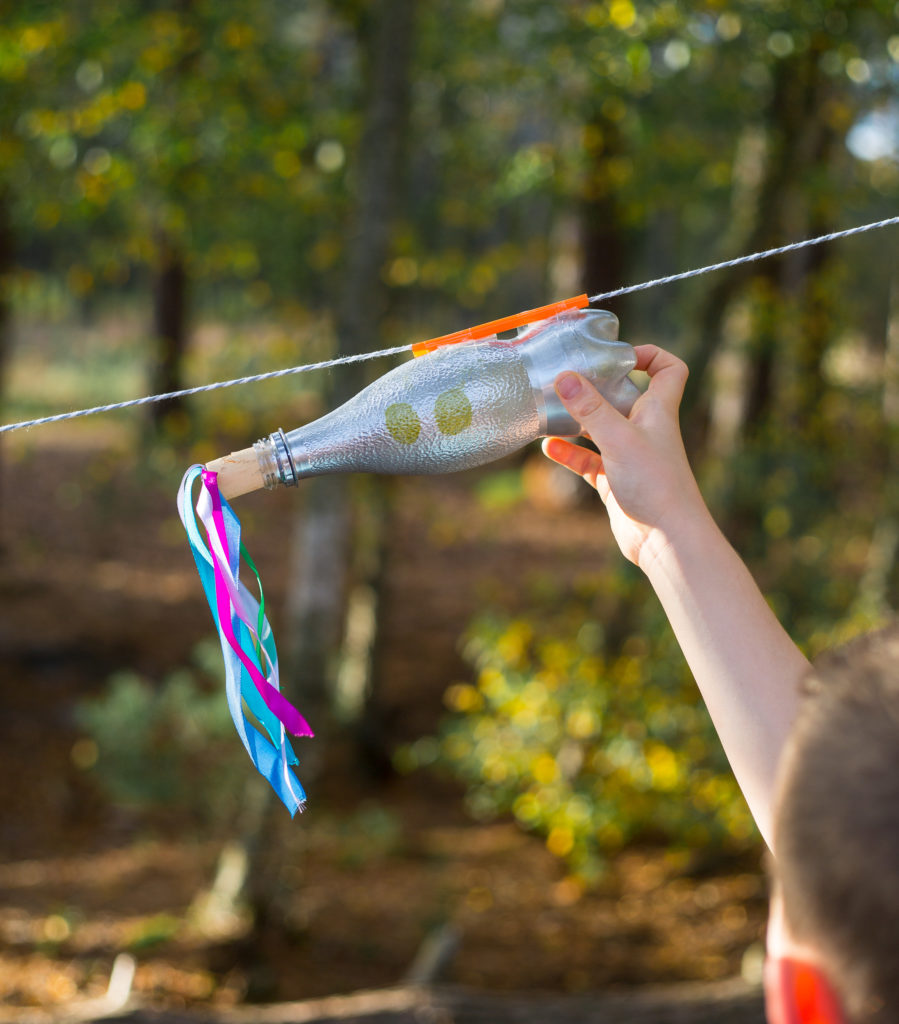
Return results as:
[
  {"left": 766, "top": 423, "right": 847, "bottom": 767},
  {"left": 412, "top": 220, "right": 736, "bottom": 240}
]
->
[{"left": 178, "top": 464, "right": 312, "bottom": 814}]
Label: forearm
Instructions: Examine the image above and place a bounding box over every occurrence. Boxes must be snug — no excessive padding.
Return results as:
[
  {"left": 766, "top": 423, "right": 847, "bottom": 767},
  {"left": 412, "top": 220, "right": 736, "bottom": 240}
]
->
[
  {"left": 640, "top": 510, "right": 811, "bottom": 850},
  {"left": 543, "top": 356, "right": 810, "bottom": 848}
]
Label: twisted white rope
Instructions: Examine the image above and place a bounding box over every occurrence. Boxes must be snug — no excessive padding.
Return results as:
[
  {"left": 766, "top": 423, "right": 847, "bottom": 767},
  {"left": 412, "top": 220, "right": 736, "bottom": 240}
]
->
[
  {"left": 587, "top": 215, "right": 899, "bottom": 303},
  {"left": 0, "top": 344, "right": 413, "bottom": 434},
  {"left": 2, "top": 214, "right": 897, "bottom": 434}
]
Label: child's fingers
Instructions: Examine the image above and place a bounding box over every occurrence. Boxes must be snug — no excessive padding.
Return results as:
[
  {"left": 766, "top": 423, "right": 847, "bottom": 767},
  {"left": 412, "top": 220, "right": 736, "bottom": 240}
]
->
[
  {"left": 541, "top": 436, "right": 607, "bottom": 495},
  {"left": 632, "top": 345, "right": 689, "bottom": 409},
  {"left": 553, "top": 371, "right": 630, "bottom": 455}
]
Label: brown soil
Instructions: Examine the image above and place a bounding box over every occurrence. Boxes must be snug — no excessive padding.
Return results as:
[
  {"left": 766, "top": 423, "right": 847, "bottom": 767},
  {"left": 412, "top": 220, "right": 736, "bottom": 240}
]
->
[{"left": 0, "top": 427, "right": 767, "bottom": 1013}]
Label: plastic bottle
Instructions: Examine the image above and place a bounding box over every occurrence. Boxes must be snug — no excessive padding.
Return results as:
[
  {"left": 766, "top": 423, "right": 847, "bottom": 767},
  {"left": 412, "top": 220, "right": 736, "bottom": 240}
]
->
[{"left": 208, "top": 306, "right": 639, "bottom": 499}]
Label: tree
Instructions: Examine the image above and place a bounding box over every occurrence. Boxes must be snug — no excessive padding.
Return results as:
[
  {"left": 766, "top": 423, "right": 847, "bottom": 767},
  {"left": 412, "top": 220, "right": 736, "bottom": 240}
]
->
[
  {"left": 2, "top": 1, "right": 333, "bottom": 424},
  {"left": 285, "top": 0, "right": 418, "bottom": 759},
  {"left": 0, "top": 6, "right": 73, "bottom": 549}
]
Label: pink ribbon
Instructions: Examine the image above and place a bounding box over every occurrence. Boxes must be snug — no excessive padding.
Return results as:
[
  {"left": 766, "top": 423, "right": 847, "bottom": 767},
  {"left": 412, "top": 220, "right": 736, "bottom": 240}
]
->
[{"left": 201, "top": 470, "right": 313, "bottom": 738}]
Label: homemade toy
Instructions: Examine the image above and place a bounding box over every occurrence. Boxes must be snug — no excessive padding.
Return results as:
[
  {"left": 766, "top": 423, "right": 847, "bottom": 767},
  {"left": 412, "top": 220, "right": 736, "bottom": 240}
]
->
[
  {"left": 179, "top": 295, "right": 640, "bottom": 809},
  {"left": 206, "top": 296, "right": 639, "bottom": 498}
]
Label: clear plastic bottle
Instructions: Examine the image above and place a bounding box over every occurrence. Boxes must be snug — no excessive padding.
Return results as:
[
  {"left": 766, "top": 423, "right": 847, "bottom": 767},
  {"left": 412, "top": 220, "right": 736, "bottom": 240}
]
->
[{"left": 210, "top": 308, "right": 639, "bottom": 498}]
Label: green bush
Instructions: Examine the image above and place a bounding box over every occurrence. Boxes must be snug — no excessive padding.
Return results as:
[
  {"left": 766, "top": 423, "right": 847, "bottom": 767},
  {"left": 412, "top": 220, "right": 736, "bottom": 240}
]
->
[
  {"left": 75, "top": 640, "right": 247, "bottom": 826},
  {"left": 401, "top": 580, "right": 754, "bottom": 883}
]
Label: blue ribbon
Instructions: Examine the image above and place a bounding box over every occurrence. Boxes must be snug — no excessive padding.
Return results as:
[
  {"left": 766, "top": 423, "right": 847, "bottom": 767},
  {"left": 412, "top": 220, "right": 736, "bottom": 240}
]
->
[{"left": 178, "top": 465, "right": 306, "bottom": 815}]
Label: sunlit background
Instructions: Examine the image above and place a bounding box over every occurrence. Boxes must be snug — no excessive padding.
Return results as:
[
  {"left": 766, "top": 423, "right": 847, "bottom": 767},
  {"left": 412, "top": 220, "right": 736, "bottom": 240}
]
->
[{"left": 1, "top": 0, "right": 898, "bottom": 1016}]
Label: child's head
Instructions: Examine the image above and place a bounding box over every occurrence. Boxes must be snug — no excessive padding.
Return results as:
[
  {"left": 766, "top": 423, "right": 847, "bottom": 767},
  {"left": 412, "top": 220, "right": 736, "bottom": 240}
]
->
[{"left": 768, "top": 624, "right": 899, "bottom": 1023}]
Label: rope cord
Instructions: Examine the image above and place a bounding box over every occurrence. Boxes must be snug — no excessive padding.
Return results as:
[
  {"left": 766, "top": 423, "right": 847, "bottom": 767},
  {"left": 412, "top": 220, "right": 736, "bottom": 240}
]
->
[
  {"left": 587, "top": 215, "right": 899, "bottom": 303},
  {"left": 2, "top": 213, "right": 897, "bottom": 435},
  {"left": 0, "top": 343, "right": 412, "bottom": 435}
]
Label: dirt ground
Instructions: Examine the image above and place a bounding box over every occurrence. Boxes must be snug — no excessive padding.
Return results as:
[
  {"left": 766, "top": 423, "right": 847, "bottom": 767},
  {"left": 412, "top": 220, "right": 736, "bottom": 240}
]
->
[{"left": 0, "top": 425, "right": 768, "bottom": 1014}]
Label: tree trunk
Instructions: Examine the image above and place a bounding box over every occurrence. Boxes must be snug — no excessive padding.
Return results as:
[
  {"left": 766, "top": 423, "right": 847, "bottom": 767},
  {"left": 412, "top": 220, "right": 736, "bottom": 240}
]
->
[
  {"left": 786, "top": 121, "right": 839, "bottom": 440},
  {"left": 580, "top": 113, "right": 630, "bottom": 325},
  {"left": 681, "top": 47, "right": 836, "bottom": 452},
  {"left": 741, "top": 271, "right": 779, "bottom": 442},
  {"left": 855, "top": 272, "right": 899, "bottom": 617},
  {"left": 221, "top": 0, "right": 420, "bottom": 937},
  {"left": 149, "top": 237, "right": 188, "bottom": 428},
  {"left": 788, "top": 230, "right": 833, "bottom": 440},
  {"left": 286, "top": 0, "right": 416, "bottom": 730},
  {"left": 0, "top": 190, "right": 13, "bottom": 556},
  {"left": 742, "top": 53, "right": 839, "bottom": 443}
]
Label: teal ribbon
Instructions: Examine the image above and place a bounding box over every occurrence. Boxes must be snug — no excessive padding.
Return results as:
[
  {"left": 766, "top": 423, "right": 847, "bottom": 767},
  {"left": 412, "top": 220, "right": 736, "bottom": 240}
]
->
[{"left": 178, "top": 464, "right": 308, "bottom": 815}]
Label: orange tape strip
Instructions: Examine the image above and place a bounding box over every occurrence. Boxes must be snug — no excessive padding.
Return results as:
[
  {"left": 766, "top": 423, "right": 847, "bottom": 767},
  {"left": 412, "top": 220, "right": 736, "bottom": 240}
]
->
[{"left": 411, "top": 293, "right": 589, "bottom": 357}]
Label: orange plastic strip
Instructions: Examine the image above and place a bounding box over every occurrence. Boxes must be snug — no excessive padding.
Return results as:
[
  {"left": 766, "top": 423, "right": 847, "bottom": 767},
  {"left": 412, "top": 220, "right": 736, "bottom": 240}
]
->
[{"left": 411, "top": 293, "right": 589, "bottom": 357}]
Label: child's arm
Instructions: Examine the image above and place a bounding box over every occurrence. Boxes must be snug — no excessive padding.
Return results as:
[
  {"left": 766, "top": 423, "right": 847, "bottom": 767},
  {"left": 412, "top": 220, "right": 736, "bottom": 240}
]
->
[{"left": 543, "top": 346, "right": 810, "bottom": 849}]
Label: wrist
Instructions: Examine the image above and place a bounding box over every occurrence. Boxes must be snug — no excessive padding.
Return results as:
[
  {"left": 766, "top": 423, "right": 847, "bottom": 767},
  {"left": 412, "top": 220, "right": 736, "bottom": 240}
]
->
[{"left": 636, "top": 497, "right": 719, "bottom": 579}]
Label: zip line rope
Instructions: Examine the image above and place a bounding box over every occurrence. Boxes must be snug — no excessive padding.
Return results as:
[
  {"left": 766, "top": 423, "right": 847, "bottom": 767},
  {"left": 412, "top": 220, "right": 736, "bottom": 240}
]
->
[
  {"left": 2, "top": 213, "right": 898, "bottom": 435},
  {"left": 586, "top": 215, "right": 899, "bottom": 302},
  {"left": 0, "top": 343, "right": 415, "bottom": 435}
]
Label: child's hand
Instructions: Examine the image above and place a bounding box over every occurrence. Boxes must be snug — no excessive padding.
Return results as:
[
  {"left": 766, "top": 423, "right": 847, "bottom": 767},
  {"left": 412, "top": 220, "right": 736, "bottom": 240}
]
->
[{"left": 542, "top": 345, "right": 709, "bottom": 570}]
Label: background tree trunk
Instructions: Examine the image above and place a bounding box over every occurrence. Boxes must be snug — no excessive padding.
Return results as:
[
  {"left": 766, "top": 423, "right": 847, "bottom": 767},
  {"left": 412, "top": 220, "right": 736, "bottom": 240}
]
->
[
  {"left": 149, "top": 236, "right": 188, "bottom": 428},
  {"left": 786, "top": 121, "right": 839, "bottom": 441},
  {"left": 580, "top": 113, "right": 630, "bottom": 325},
  {"left": 0, "top": 190, "right": 12, "bottom": 556},
  {"left": 682, "top": 47, "right": 837, "bottom": 454},
  {"left": 285, "top": 0, "right": 416, "bottom": 738},
  {"left": 232, "top": 0, "right": 419, "bottom": 938},
  {"left": 855, "top": 272, "right": 899, "bottom": 617}
]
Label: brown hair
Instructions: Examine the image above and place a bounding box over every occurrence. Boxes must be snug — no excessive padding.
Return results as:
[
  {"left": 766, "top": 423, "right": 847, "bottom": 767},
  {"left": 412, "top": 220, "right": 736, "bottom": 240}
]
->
[{"left": 773, "top": 623, "right": 899, "bottom": 1023}]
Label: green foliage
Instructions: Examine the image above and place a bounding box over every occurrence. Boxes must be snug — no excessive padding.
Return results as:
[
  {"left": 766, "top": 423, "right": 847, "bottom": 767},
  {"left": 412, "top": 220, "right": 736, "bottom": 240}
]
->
[
  {"left": 710, "top": 423, "right": 896, "bottom": 652},
  {"left": 125, "top": 912, "right": 182, "bottom": 951},
  {"left": 401, "top": 579, "right": 754, "bottom": 884},
  {"left": 473, "top": 468, "right": 525, "bottom": 512},
  {"left": 5, "top": 0, "right": 897, "bottom": 333},
  {"left": 332, "top": 803, "right": 405, "bottom": 868},
  {"left": 74, "top": 640, "right": 246, "bottom": 826},
  {"left": 1, "top": 0, "right": 360, "bottom": 315}
]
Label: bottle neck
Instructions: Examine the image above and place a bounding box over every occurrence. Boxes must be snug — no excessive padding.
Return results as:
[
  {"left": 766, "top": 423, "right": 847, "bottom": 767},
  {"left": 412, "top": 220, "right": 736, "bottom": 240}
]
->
[{"left": 255, "top": 429, "right": 298, "bottom": 489}]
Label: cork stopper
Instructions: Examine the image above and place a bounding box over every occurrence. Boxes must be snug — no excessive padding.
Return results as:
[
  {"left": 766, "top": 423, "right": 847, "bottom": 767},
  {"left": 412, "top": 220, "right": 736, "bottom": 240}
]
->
[{"left": 206, "top": 446, "right": 265, "bottom": 499}]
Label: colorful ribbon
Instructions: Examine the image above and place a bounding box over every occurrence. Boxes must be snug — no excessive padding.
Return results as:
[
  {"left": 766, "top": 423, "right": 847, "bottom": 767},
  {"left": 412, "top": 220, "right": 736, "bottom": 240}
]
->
[{"left": 177, "top": 464, "right": 312, "bottom": 815}]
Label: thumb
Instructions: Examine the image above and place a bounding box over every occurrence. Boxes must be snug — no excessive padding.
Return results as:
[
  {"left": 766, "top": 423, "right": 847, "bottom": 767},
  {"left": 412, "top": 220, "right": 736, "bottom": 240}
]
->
[{"left": 554, "top": 371, "right": 629, "bottom": 450}]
